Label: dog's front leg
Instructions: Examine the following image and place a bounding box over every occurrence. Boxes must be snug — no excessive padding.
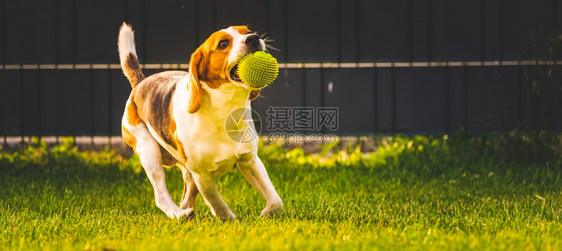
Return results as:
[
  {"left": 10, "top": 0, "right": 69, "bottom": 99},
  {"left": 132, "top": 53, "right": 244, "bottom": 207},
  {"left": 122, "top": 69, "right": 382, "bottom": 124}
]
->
[
  {"left": 237, "top": 157, "right": 283, "bottom": 217},
  {"left": 192, "top": 173, "right": 236, "bottom": 221}
]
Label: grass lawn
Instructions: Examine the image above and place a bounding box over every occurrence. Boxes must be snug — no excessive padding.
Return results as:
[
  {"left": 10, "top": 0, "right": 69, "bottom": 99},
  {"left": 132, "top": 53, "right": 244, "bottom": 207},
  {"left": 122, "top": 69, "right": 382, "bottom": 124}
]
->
[{"left": 1, "top": 135, "right": 561, "bottom": 250}]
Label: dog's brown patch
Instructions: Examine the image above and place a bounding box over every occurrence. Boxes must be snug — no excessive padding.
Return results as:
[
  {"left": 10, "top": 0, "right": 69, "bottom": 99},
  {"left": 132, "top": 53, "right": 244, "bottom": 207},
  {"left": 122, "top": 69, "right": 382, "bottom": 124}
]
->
[
  {"left": 160, "top": 145, "right": 178, "bottom": 166},
  {"left": 186, "top": 26, "right": 256, "bottom": 113},
  {"left": 126, "top": 102, "right": 142, "bottom": 126},
  {"left": 192, "top": 30, "right": 234, "bottom": 89},
  {"left": 132, "top": 71, "right": 185, "bottom": 148},
  {"left": 122, "top": 126, "right": 137, "bottom": 151},
  {"left": 231, "top": 26, "right": 250, "bottom": 35}
]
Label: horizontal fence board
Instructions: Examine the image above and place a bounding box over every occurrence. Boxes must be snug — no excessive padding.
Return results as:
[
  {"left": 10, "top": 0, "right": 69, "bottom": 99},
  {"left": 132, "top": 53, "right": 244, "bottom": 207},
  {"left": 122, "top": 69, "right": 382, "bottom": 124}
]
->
[{"left": 2, "top": 60, "right": 560, "bottom": 70}]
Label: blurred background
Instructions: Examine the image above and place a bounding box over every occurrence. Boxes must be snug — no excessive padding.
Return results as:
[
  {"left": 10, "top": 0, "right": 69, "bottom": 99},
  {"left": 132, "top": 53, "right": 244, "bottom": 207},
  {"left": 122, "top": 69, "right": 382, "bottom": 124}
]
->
[{"left": 0, "top": 0, "right": 561, "bottom": 144}]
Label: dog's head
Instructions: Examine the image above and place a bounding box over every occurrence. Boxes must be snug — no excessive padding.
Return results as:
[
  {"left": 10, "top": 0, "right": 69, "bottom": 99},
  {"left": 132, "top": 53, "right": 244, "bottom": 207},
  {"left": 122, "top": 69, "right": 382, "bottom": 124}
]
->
[{"left": 187, "top": 26, "right": 267, "bottom": 113}]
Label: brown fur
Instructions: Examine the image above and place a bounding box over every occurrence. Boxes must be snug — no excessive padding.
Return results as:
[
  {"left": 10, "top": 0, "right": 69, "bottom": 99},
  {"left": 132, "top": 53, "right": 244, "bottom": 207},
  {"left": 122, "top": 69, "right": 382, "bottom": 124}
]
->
[
  {"left": 121, "top": 126, "right": 137, "bottom": 151},
  {"left": 131, "top": 71, "right": 186, "bottom": 150},
  {"left": 188, "top": 49, "right": 204, "bottom": 113},
  {"left": 249, "top": 90, "right": 261, "bottom": 100},
  {"left": 123, "top": 53, "right": 145, "bottom": 88},
  {"left": 160, "top": 145, "right": 178, "bottom": 166},
  {"left": 126, "top": 101, "right": 142, "bottom": 126},
  {"left": 187, "top": 27, "right": 258, "bottom": 113},
  {"left": 231, "top": 26, "right": 250, "bottom": 35}
]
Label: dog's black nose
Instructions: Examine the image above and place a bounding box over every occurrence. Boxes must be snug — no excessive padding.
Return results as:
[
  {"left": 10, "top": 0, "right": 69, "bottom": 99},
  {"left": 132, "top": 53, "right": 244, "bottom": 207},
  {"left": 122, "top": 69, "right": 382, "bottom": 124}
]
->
[{"left": 244, "top": 34, "right": 260, "bottom": 48}]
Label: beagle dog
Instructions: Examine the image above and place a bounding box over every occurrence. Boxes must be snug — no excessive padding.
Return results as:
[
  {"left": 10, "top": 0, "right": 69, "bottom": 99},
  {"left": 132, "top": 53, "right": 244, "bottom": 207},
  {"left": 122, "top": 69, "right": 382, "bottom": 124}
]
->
[{"left": 117, "top": 23, "right": 282, "bottom": 220}]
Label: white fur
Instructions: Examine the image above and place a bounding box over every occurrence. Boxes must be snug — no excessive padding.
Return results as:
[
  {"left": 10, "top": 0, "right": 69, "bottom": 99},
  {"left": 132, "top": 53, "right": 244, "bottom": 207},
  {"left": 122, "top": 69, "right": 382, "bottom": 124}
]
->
[
  {"left": 226, "top": 27, "right": 247, "bottom": 67},
  {"left": 118, "top": 23, "right": 137, "bottom": 67}
]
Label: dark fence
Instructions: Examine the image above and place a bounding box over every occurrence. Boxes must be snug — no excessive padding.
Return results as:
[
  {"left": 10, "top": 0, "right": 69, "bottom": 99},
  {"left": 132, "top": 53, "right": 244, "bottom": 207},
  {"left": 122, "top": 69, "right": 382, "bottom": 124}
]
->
[{"left": 1, "top": 0, "right": 562, "bottom": 144}]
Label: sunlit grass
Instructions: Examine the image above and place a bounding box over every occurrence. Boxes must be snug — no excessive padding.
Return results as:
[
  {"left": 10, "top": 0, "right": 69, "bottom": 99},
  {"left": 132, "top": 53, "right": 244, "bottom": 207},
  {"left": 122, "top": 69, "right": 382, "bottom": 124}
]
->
[{"left": 1, "top": 135, "right": 561, "bottom": 250}]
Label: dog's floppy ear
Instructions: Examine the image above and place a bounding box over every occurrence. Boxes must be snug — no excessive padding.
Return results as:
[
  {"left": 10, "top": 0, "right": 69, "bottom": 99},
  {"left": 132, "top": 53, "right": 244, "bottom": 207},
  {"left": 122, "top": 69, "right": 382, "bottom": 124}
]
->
[
  {"left": 187, "top": 48, "right": 205, "bottom": 113},
  {"left": 249, "top": 90, "right": 260, "bottom": 100}
]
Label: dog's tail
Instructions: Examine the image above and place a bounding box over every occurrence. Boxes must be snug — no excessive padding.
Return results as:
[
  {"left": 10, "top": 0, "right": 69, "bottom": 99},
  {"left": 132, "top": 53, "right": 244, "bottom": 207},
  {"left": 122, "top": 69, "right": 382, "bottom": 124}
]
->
[{"left": 118, "top": 22, "right": 145, "bottom": 88}]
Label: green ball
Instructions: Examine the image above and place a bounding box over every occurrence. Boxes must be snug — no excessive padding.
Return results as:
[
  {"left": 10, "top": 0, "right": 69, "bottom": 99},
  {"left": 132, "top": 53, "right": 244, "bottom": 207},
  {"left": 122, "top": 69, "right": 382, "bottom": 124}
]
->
[{"left": 237, "top": 51, "right": 279, "bottom": 88}]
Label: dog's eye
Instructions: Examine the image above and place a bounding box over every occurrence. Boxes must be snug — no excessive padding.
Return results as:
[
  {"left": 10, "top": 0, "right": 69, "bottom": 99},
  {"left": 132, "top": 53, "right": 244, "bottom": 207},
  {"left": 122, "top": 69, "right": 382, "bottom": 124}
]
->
[{"left": 218, "top": 40, "right": 230, "bottom": 49}]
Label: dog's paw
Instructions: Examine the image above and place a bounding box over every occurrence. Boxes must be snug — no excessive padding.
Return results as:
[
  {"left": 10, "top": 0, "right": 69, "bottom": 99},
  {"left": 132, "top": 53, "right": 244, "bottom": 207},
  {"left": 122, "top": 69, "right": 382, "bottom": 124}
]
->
[
  {"left": 260, "top": 201, "right": 283, "bottom": 218},
  {"left": 214, "top": 210, "right": 236, "bottom": 222},
  {"left": 163, "top": 208, "right": 184, "bottom": 219},
  {"left": 157, "top": 203, "right": 184, "bottom": 220},
  {"left": 222, "top": 212, "right": 237, "bottom": 221},
  {"left": 155, "top": 197, "right": 183, "bottom": 219},
  {"left": 181, "top": 208, "right": 195, "bottom": 219}
]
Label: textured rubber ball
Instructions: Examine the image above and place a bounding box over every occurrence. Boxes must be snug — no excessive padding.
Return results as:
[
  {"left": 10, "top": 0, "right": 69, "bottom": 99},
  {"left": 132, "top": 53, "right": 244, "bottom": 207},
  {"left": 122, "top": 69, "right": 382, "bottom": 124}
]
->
[{"left": 236, "top": 51, "right": 279, "bottom": 88}]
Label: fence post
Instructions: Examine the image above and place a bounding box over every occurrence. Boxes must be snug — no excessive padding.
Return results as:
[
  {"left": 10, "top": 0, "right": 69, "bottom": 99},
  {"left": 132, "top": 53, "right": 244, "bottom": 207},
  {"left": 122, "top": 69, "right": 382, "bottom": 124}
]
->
[
  {"left": 517, "top": 60, "right": 522, "bottom": 130},
  {"left": 320, "top": 65, "right": 325, "bottom": 135},
  {"left": 408, "top": 0, "right": 413, "bottom": 63},
  {"left": 265, "top": 0, "right": 270, "bottom": 40},
  {"left": 499, "top": 0, "right": 504, "bottom": 65},
  {"left": 391, "top": 63, "right": 396, "bottom": 135},
  {"left": 194, "top": 0, "right": 200, "bottom": 46},
  {"left": 141, "top": 0, "right": 147, "bottom": 64},
  {"left": 2, "top": 0, "right": 6, "bottom": 66},
  {"left": 212, "top": 0, "right": 217, "bottom": 31},
  {"left": 107, "top": 66, "right": 113, "bottom": 145},
  {"left": 2, "top": 0, "right": 6, "bottom": 147},
  {"left": 301, "top": 67, "right": 307, "bottom": 107},
  {"left": 354, "top": 0, "right": 360, "bottom": 62},
  {"left": 20, "top": 66, "right": 25, "bottom": 145},
  {"left": 373, "top": 67, "right": 378, "bottom": 134},
  {"left": 462, "top": 62, "right": 468, "bottom": 133},
  {"left": 554, "top": 0, "right": 558, "bottom": 32},
  {"left": 72, "top": 0, "right": 77, "bottom": 63},
  {"left": 427, "top": 0, "right": 432, "bottom": 63},
  {"left": 90, "top": 66, "right": 95, "bottom": 147},
  {"left": 481, "top": 0, "right": 485, "bottom": 61},
  {"left": 37, "top": 69, "right": 42, "bottom": 145},
  {"left": 445, "top": 62, "right": 450, "bottom": 134},
  {"left": 336, "top": 0, "right": 342, "bottom": 63},
  {"left": 283, "top": 0, "right": 289, "bottom": 62}
]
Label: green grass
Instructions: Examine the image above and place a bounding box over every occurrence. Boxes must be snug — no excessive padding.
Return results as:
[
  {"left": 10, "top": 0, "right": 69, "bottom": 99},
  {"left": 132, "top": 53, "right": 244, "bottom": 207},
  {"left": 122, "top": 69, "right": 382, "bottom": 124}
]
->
[{"left": 1, "top": 135, "right": 561, "bottom": 250}]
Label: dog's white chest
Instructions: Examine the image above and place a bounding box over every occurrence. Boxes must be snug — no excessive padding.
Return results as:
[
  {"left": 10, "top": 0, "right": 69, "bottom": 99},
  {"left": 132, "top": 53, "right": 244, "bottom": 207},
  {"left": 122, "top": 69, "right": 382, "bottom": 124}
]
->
[
  {"left": 170, "top": 77, "right": 257, "bottom": 177},
  {"left": 184, "top": 139, "right": 255, "bottom": 177}
]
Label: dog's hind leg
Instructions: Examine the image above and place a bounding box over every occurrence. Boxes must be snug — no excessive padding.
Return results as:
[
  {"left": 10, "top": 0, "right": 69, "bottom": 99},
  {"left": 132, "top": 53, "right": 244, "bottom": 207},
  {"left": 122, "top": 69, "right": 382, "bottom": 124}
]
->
[
  {"left": 179, "top": 168, "right": 198, "bottom": 218},
  {"left": 128, "top": 123, "right": 183, "bottom": 219}
]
